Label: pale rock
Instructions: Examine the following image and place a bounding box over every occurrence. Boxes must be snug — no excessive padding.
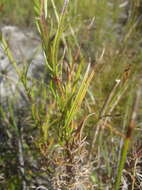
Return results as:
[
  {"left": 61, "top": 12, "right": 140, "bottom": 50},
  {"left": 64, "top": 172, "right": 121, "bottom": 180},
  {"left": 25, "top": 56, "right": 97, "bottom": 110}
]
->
[{"left": 0, "top": 26, "right": 45, "bottom": 104}]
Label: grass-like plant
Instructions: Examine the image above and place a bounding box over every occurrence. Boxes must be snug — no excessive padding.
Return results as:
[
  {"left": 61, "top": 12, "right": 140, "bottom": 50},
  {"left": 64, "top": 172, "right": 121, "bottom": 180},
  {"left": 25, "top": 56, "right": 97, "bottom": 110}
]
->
[{"left": 1, "top": 0, "right": 142, "bottom": 189}]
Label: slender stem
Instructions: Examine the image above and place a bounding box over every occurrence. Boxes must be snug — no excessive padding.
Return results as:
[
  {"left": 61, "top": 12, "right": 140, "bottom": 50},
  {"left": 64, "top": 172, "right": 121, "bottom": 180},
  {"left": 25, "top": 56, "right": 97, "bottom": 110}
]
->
[
  {"left": 114, "top": 77, "right": 142, "bottom": 190},
  {"left": 114, "top": 137, "right": 130, "bottom": 190},
  {"left": 18, "top": 126, "right": 26, "bottom": 190}
]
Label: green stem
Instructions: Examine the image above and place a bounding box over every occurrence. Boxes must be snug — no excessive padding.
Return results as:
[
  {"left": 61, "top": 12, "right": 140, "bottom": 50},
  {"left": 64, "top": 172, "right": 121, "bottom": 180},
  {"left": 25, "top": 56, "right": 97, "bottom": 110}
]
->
[{"left": 114, "top": 137, "right": 130, "bottom": 190}]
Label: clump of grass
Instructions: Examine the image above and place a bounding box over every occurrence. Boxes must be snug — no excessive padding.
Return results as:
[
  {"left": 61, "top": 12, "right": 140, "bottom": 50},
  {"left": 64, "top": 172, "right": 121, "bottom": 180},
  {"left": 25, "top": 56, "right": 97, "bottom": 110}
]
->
[
  {"left": 1, "top": 0, "right": 95, "bottom": 189},
  {"left": 32, "top": 0, "right": 95, "bottom": 188},
  {"left": 1, "top": 0, "right": 142, "bottom": 189}
]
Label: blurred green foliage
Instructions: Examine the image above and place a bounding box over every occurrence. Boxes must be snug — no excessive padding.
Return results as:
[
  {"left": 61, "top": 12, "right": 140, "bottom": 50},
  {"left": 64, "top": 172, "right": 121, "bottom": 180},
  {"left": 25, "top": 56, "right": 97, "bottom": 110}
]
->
[{"left": 0, "top": 0, "right": 34, "bottom": 26}]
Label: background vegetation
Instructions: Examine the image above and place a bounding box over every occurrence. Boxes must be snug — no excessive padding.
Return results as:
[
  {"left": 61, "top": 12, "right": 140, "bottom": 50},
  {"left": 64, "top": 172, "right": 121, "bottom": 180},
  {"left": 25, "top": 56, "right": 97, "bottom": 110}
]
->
[{"left": 0, "top": 0, "right": 142, "bottom": 189}]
